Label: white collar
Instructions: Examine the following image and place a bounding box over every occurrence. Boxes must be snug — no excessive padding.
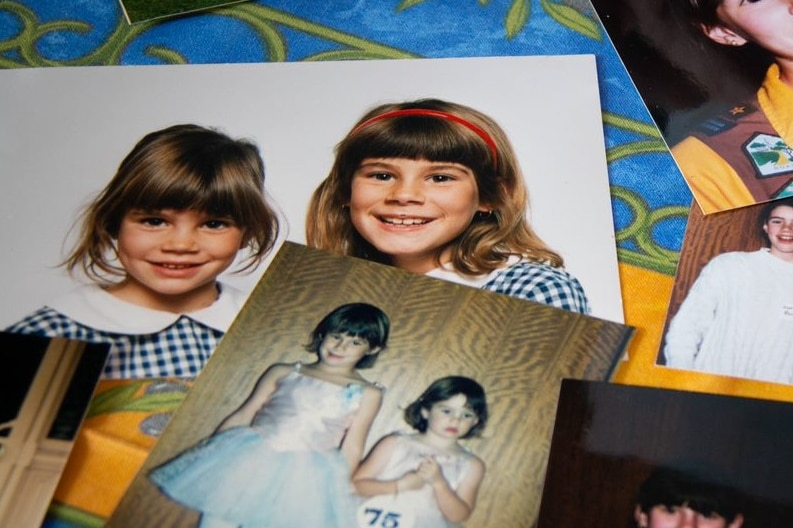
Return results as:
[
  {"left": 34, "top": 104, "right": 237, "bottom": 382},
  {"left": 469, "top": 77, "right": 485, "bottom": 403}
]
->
[
  {"left": 425, "top": 255, "right": 520, "bottom": 287},
  {"left": 47, "top": 283, "right": 248, "bottom": 334}
]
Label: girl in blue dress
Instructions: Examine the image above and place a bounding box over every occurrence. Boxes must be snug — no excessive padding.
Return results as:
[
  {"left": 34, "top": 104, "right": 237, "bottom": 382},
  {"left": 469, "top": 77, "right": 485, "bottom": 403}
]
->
[{"left": 149, "top": 302, "right": 389, "bottom": 528}]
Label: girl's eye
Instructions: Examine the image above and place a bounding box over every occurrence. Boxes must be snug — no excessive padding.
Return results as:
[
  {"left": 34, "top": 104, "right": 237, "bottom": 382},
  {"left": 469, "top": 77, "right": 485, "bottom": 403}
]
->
[
  {"left": 140, "top": 217, "right": 166, "bottom": 227},
  {"left": 462, "top": 412, "right": 476, "bottom": 420},
  {"left": 369, "top": 172, "right": 393, "bottom": 181},
  {"left": 430, "top": 174, "right": 454, "bottom": 183},
  {"left": 204, "top": 219, "right": 231, "bottom": 229}
]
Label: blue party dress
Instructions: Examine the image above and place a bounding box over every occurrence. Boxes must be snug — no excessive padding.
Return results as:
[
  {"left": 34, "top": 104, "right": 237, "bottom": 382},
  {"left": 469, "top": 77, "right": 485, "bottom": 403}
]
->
[{"left": 149, "top": 364, "right": 367, "bottom": 527}]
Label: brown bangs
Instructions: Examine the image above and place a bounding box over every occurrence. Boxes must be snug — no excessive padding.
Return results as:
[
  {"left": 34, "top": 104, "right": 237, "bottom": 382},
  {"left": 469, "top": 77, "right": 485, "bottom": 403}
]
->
[
  {"left": 106, "top": 137, "right": 266, "bottom": 234},
  {"left": 339, "top": 116, "right": 495, "bottom": 181}
]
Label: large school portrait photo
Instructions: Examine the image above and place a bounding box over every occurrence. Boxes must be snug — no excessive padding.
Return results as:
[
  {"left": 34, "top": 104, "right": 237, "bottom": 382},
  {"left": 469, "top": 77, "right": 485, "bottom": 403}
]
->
[{"left": 0, "top": 56, "right": 625, "bottom": 356}]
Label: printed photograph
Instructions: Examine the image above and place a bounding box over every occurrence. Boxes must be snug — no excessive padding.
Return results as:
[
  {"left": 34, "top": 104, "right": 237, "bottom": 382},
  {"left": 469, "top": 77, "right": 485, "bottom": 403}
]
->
[
  {"left": 0, "top": 56, "right": 624, "bottom": 356},
  {"left": 117, "top": 0, "right": 250, "bottom": 24},
  {"left": 537, "top": 379, "right": 793, "bottom": 528},
  {"left": 590, "top": 0, "right": 793, "bottom": 214},
  {"left": 0, "top": 332, "right": 109, "bottom": 528},
  {"left": 656, "top": 199, "right": 793, "bottom": 385},
  {"left": 118, "top": 0, "right": 250, "bottom": 24},
  {"left": 105, "top": 242, "right": 633, "bottom": 528}
]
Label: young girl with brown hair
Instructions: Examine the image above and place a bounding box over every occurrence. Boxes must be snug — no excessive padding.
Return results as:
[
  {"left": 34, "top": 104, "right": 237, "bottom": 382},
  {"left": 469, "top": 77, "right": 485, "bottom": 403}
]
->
[
  {"left": 7, "top": 124, "right": 280, "bottom": 378},
  {"left": 306, "top": 98, "right": 589, "bottom": 313}
]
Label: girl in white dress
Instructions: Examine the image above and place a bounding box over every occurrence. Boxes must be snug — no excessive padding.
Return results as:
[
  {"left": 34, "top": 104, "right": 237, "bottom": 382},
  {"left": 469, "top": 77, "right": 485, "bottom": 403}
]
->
[
  {"left": 354, "top": 376, "right": 487, "bottom": 528},
  {"left": 149, "top": 303, "right": 390, "bottom": 528}
]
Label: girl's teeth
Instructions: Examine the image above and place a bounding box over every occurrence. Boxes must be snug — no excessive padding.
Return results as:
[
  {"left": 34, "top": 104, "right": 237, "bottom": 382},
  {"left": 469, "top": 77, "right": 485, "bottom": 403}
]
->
[{"left": 384, "top": 217, "right": 426, "bottom": 225}]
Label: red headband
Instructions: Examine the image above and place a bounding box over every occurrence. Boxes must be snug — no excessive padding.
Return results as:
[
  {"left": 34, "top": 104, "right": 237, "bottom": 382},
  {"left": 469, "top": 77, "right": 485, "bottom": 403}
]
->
[{"left": 350, "top": 108, "right": 499, "bottom": 168}]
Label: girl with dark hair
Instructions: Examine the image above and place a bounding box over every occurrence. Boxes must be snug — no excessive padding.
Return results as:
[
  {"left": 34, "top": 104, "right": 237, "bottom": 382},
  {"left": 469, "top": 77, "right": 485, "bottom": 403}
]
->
[
  {"left": 663, "top": 196, "right": 793, "bottom": 383},
  {"left": 353, "top": 376, "right": 487, "bottom": 527},
  {"left": 634, "top": 468, "right": 744, "bottom": 528},
  {"left": 671, "top": 0, "right": 793, "bottom": 213},
  {"left": 149, "top": 303, "right": 389, "bottom": 528}
]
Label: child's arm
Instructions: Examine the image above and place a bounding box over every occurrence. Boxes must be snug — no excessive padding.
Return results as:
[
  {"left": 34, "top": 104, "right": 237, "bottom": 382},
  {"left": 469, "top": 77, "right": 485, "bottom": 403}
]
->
[
  {"left": 215, "top": 363, "right": 291, "bottom": 432},
  {"left": 352, "top": 434, "right": 425, "bottom": 496},
  {"left": 340, "top": 384, "right": 382, "bottom": 471},
  {"left": 419, "top": 454, "right": 485, "bottom": 523}
]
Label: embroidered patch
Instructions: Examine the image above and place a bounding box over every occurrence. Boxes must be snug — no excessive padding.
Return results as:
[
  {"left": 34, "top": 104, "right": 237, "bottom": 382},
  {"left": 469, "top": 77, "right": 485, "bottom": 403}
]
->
[
  {"left": 744, "top": 133, "right": 793, "bottom": 177},
  {"left": 773, "top": 180, "right": 793, "bottom": 199}
]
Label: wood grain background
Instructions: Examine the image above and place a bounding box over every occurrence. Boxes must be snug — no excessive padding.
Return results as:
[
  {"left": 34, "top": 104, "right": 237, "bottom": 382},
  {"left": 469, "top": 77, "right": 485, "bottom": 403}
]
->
[{"left": 106, "top": 243, "right": 633, "bottom": 528}]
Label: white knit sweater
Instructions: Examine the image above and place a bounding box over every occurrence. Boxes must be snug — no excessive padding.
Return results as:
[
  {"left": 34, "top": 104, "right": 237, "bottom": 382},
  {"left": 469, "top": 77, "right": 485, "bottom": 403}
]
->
[{"left": 663, "top": 249, "right": 793, "bottom": 384}]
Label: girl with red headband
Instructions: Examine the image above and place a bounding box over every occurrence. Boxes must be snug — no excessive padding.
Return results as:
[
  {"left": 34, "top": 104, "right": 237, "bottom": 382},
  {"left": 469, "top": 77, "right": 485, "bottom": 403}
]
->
[{"left": 306, "top": 98, "right": 589, "bottom": 314}]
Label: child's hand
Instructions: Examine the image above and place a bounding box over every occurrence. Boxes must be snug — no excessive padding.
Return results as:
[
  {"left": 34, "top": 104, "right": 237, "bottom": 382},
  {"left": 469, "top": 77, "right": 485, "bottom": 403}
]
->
[
  {"left": 417, "top": 457, "right": 443, "bottom": 485},
  {"left": 398, "top": 471, "right": 426, "bottom": 492}
]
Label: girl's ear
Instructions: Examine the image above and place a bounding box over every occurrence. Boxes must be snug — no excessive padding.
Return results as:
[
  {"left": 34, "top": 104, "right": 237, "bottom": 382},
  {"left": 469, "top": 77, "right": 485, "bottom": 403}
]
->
[
  {"left": 634, "top": 505, "right": 647, "bottom": 528},
  {"left": 729, "top": 513, "right": 745, "bottom": 528},
  {"left": 703, "top": 24, "right": 748, "bottom": 47},
  {"left": 366, "top": 346, "right": 382, "bottom": 356},
  {"left": 420, "top": 407, "right": 429, "bottom": 419},
  {"left": 477, "top": 203, "right": 492, "bottom": 214}
]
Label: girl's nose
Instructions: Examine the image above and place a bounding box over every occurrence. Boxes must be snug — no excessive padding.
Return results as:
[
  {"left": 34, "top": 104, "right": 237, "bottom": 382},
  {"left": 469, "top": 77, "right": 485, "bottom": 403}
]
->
[
  {"left": 163, "top": 228, "right": 199, "bottom": 251},
  {"left": 386, "top": 178, "right": 424, "bottom": 204}
]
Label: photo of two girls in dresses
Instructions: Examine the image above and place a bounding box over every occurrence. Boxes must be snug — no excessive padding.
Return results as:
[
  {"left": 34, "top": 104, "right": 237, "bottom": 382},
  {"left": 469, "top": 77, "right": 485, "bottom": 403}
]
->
[{"left": 106, "top": 241, "right": 631, "bottom": 528}]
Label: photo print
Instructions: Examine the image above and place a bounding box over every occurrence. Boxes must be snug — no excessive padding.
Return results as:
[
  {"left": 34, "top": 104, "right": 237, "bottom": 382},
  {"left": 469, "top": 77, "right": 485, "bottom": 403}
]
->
[{"left": 105, "top": 243, "right": 633, "bottom": 528}]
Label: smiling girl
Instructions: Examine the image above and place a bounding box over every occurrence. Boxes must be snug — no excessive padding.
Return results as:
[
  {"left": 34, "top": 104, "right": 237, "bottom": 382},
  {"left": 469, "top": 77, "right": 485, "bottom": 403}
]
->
[
  {"left": 149, "top": 303, "right": 389, "bottom": 528},
  {"left": 6, "top": 124, "right": 280, "bottom": 378},
  {"left": 663, "top": 196, "right": 793, "bottom": 384},
  {"left": 307, "top": 99, "right": 589, "bottom": 314}
]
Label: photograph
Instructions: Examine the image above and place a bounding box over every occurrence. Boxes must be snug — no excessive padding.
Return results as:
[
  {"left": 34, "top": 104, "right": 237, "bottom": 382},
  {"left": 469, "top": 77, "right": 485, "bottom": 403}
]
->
[
  {"left": 0, "top": 332, "right": 109, "bottom": 528},
  {"left": 118, "top": 0, "right": 250, "bottom": 24},
  {"left": 0, "top": 56, "right": 624, "bottom": 359},
  {"left": 536, "top": 379, "right": 793, "bottom": 528},
  {"left": 590, "top": 0, "right": 793, "bottom": 214},
  {"left": 105, "top": 242, "right": 634, "bottom": 528},
  {"left": 658, "top": 198, "right": 793, "bottom": 386}
]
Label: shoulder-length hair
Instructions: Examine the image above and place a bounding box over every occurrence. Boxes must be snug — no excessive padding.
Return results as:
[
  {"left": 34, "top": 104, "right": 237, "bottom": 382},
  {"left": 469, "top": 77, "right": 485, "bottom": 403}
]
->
[
  {"left": 304, "top": 302, "right": 390, "bottom": 369},
  {"left": 404, "top": 376, "right": 488, "bottom": 438},
  {"left": 306, "top": 98, "right": 563, "bottom": 274},
  {"left": 65, "top": 124, "right": 280, "bottom": 282}
]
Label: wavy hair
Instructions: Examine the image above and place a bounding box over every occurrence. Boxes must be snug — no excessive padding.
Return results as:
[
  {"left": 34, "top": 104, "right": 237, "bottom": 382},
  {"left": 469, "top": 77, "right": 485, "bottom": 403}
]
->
[{"left": 306, "top": 98, "right": 563, "bottom": 274}]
